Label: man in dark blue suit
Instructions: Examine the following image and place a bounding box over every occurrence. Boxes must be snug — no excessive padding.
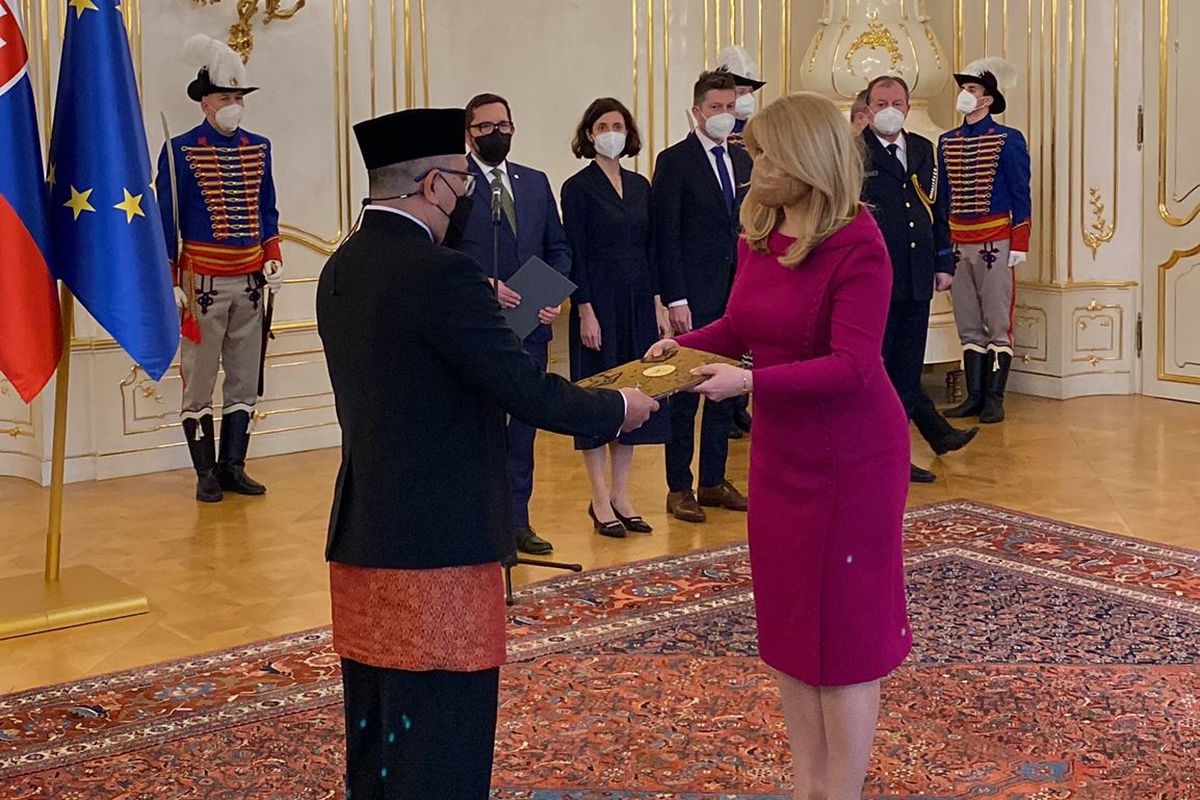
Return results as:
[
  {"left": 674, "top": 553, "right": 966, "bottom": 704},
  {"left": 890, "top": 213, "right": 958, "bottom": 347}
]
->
[
  {"left": 861, "top": 75, "right": 977, "bottom": 483},
  {"left": 652, "top": 71, "right": 752, "bottom": 524},
  {"left": 450, "top": 92, "right": 571, "bottom": 555}
]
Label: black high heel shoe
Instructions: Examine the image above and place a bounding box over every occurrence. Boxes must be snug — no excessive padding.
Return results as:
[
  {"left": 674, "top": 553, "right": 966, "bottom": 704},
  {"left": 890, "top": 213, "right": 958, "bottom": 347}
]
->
[
  {"left": 589, "top": 503, "right": 627, "bottom": 538},
  {"left": 610, "top": 503, "right": 653, "bottom": 533}
]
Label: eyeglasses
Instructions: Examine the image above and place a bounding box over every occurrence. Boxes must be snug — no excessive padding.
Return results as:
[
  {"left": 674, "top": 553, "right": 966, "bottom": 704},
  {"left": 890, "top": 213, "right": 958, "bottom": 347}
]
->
[
  {"left": 468, "top": 121, "right": 515, "bottom": 136},
  {"left": 433, "top": 167, "right": 476, "bottom": 196}
]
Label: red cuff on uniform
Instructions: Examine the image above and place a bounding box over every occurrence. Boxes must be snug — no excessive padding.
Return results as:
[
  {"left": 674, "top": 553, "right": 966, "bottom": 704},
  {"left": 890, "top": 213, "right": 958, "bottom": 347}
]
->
[
  {"left": 262, "top": 236, "right": 282, "bottom": 264},
  {"left": 1010, "top": 221, "right": 1031, "bottom": 253}
]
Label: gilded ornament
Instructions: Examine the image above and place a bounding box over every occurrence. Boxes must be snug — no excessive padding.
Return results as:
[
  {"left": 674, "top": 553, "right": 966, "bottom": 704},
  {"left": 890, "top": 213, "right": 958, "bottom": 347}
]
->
[
  {"left": 1083, "top": 186, "right": 1115, "bottom": 258},
  {"left": 191, "top": 0, "right": 306, "bottom": 62},
  {"left": 845, "top": 21, "right": 904, "bottom": 74}
]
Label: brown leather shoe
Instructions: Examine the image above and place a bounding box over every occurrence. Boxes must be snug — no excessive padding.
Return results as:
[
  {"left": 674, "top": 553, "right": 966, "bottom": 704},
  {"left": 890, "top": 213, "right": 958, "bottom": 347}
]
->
[
  {"left": 666, "top": 490, "right": 706, "bottom": 523},
  {"left": 697, "top": 481, "right": 748, "bottom": 511}
]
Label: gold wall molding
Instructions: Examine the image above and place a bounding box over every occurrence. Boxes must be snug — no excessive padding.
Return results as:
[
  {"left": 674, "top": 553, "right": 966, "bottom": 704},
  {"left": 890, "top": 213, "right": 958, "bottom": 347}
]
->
[
  {"left": 1072, "top": 301, "right": 1123, "bottom": 364},
  {"left": 1013, "top": 303, "right": 1049, "bottom": 363},
  {"left": 1158, "top": 0, "right": 1200, "bottom": 227},
  {"left": 1016, "top": 280, "right": 1138, "bottom": 291},
  {"left": 1078, "top": 0, "right": 1120, "bottom": 260},
  {"left": 1157, "top": 242, "right": 1200, "bottom": 385},
  {"left": 277, "top": 0, "right": 351, "bottom": 258}
]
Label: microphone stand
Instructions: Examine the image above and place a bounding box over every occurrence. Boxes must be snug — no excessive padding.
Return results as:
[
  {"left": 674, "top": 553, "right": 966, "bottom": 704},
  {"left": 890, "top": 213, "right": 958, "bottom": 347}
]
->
[{"left": 490, "top": 181, "right": 583, "bottom": 606}]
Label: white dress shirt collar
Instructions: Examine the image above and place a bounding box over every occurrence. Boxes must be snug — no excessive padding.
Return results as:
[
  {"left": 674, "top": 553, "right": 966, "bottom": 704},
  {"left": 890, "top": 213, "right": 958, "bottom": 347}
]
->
[
  {"left": 875, "top": 130, "right": 908, "bottom": 169},
  {"left": 694, "top": 126, "right": 726, "bottom": 154},
  {"left": 363, "top": 204, "right": 433, "bottom": 241},
  {"left": 472, "top": 153, "right": 513, "bottom": 195}
]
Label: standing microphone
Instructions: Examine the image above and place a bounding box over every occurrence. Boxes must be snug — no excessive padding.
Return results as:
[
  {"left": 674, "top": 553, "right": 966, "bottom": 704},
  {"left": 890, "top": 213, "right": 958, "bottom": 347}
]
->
[
  {"left": 491, "top": 184, "right": 503, "bottom": 224},
  {"left": 490, "top": 184, "right": 502, "bottom": 301}
]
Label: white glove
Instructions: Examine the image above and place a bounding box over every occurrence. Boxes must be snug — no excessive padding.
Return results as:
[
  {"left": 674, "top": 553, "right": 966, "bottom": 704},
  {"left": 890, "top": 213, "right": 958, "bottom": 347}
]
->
[
  {"left": 173, "top": 286, "right": 187, "bottom": 310},
  {"left": 264, "top": 260, "right": 284, "bottom": 293},
  {"left": 1008, "top": 250, "right": 1027, "bottom": 268}
]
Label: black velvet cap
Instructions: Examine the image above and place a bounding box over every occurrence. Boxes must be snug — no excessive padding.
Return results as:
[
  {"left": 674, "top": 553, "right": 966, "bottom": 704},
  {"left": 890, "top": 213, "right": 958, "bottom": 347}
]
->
[{"left": 352, "top": 108, "right": 467, "bottom": 170}]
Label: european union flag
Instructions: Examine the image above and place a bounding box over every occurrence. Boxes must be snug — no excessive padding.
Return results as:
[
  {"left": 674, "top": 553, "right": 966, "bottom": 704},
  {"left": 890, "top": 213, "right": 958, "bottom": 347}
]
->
[{"left": 48, "top": 0, "right": 177, "bottom": 380}]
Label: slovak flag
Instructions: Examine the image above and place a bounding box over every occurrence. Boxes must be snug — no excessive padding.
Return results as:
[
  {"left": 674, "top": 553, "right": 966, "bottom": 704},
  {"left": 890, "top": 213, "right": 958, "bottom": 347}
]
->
[{"left": 0, "top": 0, "right": 62, "bottom": 403}]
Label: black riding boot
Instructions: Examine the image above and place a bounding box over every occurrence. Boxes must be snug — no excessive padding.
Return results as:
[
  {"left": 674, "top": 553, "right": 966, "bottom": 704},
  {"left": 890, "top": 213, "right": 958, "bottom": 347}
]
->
[
  {"left": 217, "top": 410, "right": 267, "bottom": 495},
  {"left": 183, "top": 415, "right": 222, "bottom": 503},
  {"left": 944, "top": 349, "right": 987, "bottom": 418},
  {"left": 979, "top": 351, "right": 1013, "bottom": 424}
]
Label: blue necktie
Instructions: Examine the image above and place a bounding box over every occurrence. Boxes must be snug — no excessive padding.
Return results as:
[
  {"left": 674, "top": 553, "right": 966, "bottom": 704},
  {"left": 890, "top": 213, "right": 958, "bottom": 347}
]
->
[{"left": 712, "top": 145, "right": 735, "bottom": 216}]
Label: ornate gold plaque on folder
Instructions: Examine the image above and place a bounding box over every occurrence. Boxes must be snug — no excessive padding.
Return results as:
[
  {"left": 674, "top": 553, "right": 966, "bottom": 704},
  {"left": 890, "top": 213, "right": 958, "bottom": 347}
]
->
[{"left": 575, "top": 347, "right": 740, "bottom": 400}]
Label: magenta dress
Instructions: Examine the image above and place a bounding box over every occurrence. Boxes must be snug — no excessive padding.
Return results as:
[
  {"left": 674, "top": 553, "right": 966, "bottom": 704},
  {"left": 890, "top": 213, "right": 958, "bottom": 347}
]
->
[{"left": 677, "top": 210, "right": 912, "bottom": 686}]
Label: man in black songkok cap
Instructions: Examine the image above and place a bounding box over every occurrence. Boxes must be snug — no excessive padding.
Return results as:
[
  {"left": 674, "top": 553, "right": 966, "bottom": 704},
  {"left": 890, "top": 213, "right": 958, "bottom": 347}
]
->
[{"left": 316, "top": 108, "right": 658, "bottom": 799}]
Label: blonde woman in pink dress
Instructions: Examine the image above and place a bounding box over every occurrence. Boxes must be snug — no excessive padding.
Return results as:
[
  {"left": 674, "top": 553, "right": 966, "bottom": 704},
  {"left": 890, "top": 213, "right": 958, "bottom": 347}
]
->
[{"left": 648, "top": 92, "right": 911, "bottom": 800}]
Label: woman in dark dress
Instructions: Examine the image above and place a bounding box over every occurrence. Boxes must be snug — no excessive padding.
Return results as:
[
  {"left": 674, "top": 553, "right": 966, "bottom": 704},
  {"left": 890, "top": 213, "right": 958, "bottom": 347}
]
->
[{"left": 563, "top": 98, "right": 670, "bottom": 538}]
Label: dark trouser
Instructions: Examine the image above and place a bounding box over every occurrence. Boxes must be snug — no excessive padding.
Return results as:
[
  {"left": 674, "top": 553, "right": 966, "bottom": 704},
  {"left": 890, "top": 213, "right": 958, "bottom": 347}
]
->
[
  {"left": 882, "top": 299, "right": 956, "bottom": 444},
  {"left": 506, "top": 340, "right": 547, "bottom": 528},
  {"left": 341, "top": 658, "right": 500, "bottom": 800},
  {"left": 666, "top": 392, "right": 734, "bottom": 492}
]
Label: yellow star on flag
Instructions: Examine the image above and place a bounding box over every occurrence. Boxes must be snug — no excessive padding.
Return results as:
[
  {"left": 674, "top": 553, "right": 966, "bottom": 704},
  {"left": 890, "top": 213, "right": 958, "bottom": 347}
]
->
[
  {"left": 114, "top": 188, "right": 146, "bottom": 224},
  {"left": 64, "top": 186, "right": 96, "bottom": 220},
  {"left": 47, "top": 162, "right": 57, "bottom": 188},
  {"left": 67, "top": 0, "right": 99, "bottom": 19}
]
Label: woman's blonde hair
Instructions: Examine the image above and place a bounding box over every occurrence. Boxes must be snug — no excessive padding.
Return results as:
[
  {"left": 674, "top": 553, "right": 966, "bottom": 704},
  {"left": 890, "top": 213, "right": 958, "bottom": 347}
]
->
[{"left": 741, "top": 91, "right": 864, "bottom": 266}]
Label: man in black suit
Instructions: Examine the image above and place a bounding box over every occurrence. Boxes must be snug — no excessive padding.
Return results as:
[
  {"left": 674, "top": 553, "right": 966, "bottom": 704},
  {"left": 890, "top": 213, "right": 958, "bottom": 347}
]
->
[
  {"left": 861, "top": 75, "right": 977, "bottom": 483},
  {"left": 450, "top": 92, "right": 571, "bottom": 556},
  {"left": 317, "top": 107, "right": 658, "bottom": 799},
  {"left": 653, "top": 70, "right": 753, "bottom": 522}
]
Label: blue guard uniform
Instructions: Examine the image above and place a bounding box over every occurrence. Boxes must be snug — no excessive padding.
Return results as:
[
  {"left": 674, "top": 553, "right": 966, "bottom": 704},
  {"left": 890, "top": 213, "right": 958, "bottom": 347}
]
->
[
  {"left": 938, "top": 59, "right": 1032, "bottom": 424},
  {"left": 155, "top": 34, "right": 282, "bottom": 502}
]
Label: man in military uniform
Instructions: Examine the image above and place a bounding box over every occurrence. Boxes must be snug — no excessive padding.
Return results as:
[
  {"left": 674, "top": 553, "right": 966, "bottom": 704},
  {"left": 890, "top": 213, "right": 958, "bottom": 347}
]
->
[
  {"left": 156, "top": 35, "right": 283, "bottom": 501},
  {"left": 861, "top": 75, "right": 977, "bottom": 483},
  {"left": 938, "top": 57, "right": 1032, "bottom": 424}
]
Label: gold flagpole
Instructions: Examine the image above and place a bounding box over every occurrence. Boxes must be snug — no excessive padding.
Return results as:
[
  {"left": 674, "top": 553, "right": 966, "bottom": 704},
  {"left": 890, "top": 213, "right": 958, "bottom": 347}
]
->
[
  {"left": 0, "top": 0, "right": 149, "bottom": 641},
  {"left": 43, "top": 285, "right": 72, "bottom": 581},
  {"left": 0, "top": 289, "right": 150, "bottom": 640}
]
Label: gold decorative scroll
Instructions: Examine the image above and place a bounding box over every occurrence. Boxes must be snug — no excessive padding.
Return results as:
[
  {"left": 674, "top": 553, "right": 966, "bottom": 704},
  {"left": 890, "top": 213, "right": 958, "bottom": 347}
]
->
[
  {"left": 1082, "top": 186, "right": 1115, "bottom": 257},
  {"left": 192, "top": 0, "right": 307, "bottom": 62},
  {"left": 846, "top": 21, "right": 903, "bottom": 74}
]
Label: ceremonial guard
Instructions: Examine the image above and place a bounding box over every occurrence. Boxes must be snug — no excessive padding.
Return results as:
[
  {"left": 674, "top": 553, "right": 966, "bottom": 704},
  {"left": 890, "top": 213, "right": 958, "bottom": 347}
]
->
[
  {"left": 156, "top": 35, "right": 284, "bottom": 501},
  {"left": 715, "top": 45, "right": 766, "bottom": 149},
  {"left": 938, "top": 57, "right": 1031, "bottom": 423}
]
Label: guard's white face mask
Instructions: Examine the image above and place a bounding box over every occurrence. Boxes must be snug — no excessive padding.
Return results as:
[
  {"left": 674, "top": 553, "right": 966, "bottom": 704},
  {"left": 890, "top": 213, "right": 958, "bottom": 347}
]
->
[
  {"left": 215, "top": 103, "right": 244, "bottom": 132},
  {"left": 955, "top": 89, "right": 980, "bottom": 115}
]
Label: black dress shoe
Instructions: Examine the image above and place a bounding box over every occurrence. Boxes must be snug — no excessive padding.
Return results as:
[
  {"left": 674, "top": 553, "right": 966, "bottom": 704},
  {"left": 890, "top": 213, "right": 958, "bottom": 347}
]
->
[
  {"left": 733, "top": 406, "right": 752, "bottom": 433},
  {"left": 610, "top": 503, "right": 652, "bottom": 533},
  {"left": 588, "top": 504, "right": 627, "bottom": 538},
  {"left": 727, "top": 426, "right": 745, "bottom": 440},
  {"left": 930, "top": 425, "right": 979, "bottom": 456},
  {"left": 514, "top": 526, "right": 554, "bottom": 555},
  {"left": 910, "top": 464, "right": 937, "bottom": 483}
]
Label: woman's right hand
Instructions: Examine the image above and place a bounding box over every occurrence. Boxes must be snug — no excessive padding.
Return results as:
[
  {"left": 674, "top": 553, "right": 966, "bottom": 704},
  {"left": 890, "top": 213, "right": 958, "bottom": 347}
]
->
[
  {"left": 644, "top": 338, "right": 679, "bottom": 360},
  {"left": 580, "top": 312, "right": 602, "bottom": 351}
]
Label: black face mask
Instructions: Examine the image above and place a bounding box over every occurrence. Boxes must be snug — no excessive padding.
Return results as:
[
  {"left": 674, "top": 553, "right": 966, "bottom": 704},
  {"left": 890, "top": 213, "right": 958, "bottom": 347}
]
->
[
  {"left": 473, "top": 131, "right": 512, "bottom": 166},
  {"left": 434, "top": 174, "right": 474, "bottom": 247}
]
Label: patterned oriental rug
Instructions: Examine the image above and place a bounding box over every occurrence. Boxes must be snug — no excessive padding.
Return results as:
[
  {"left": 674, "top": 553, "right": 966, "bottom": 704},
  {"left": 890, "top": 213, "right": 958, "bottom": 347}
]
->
[{"left": 2, "top": 501, "right": 1199, "bottom": 799}]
